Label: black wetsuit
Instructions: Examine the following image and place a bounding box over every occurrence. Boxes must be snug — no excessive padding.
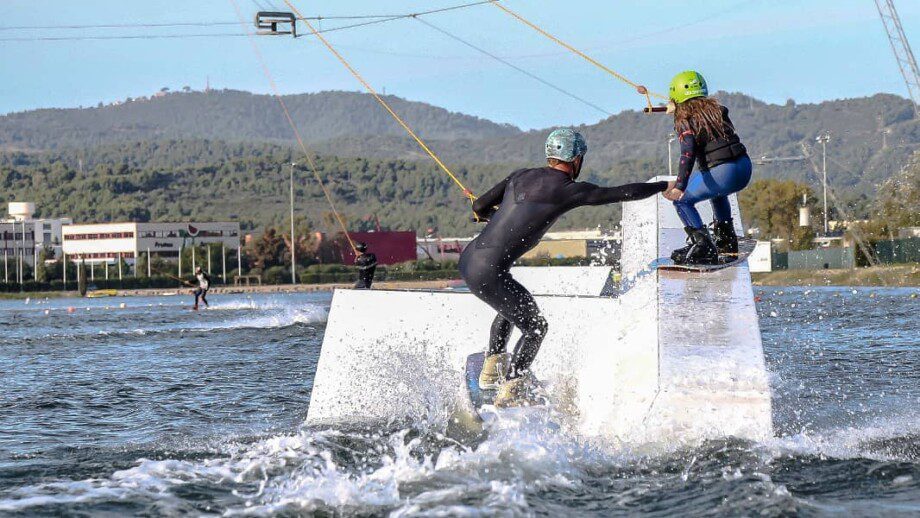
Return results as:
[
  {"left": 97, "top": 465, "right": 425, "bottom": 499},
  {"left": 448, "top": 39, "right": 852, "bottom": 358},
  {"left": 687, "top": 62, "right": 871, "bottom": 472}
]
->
[
  {"left": 354, "top": 252, "right": 377, "bottom": 289},
  {"left": 459, "top": 167, "right": 667, "bottom": 379}
]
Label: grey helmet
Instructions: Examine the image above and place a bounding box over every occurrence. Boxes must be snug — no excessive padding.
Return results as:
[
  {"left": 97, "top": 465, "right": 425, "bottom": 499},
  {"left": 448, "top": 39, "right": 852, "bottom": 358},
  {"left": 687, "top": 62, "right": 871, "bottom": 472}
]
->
[{"left": 545, "top": 128, "right": 587, "bottom": 162}]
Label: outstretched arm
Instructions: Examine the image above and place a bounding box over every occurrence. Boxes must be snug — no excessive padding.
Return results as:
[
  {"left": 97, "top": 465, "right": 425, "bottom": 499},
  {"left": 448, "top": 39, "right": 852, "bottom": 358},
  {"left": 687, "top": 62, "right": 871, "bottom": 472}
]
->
[
  {"left": 471, "top": 174, "right": 512, "bottom": 220},
  {"left": 568, "top": 180, "right": 669, "bottom": 207},
  {"left": 357, "top": 254, "right": 377, "bottom": 270},
  {"left": 675, "top": 130, "right": 696, "bottom": 191}
]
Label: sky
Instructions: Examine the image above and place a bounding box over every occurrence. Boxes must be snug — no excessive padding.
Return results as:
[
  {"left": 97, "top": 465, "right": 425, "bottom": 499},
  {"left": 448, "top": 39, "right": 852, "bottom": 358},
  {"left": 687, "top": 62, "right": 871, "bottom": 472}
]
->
[{"left": 0, "top": 0, "right": 917, "bottom": 129}]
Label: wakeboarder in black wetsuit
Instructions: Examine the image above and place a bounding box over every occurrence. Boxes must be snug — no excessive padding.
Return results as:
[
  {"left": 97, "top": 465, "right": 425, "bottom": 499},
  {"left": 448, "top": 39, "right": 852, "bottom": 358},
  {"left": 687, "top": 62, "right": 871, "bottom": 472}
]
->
[
  {"left": 353, "top": 242, "right": 377, "bottom": 289},
  {"left": 459, "top": 128, "right": 670, "bottom": 406}
]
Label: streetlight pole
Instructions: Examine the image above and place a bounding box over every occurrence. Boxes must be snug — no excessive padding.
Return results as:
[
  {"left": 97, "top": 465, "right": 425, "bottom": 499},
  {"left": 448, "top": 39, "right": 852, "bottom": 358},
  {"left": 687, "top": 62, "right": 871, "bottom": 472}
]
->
[
  {"left": 816, "top": 133, "right": 830, "bottom": 235},
  {"left": 289, "top": 162, "right": 297, "bottom": 285}
]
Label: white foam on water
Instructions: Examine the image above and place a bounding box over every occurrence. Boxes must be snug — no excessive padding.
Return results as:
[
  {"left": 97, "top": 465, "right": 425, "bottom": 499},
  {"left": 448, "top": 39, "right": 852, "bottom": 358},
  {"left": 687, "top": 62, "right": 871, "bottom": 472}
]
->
[
  {"left": 186, "top": 304, "right": 329, "bottom": 332},
  {"left": 207, "top": 298, "right": 287, "bottom": 311},
  {"left": 765, "top": 413, "right": 920, "bottom": 462},
  {"left": 24, "top": 300, "right": 329, "bottom": 342},
  {"left": 0, "top": 409, "right": 613, "bottom": 515},
  {"left": 2, "top": 409, "right": 915, "bottom": 515}
]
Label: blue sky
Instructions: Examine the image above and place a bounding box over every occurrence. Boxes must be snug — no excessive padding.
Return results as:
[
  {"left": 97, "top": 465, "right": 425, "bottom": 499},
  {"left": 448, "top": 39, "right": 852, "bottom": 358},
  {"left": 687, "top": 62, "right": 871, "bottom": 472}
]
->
[{"left": 0, "top": 0, "right": 917, "bottom": 129}]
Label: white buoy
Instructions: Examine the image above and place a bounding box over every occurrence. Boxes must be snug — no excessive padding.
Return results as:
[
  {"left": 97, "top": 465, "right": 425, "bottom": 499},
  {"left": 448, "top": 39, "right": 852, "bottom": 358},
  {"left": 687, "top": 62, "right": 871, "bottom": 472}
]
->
[
  {"left": 24, "top": 298, "right": 30, "bottom": 304},
  {"left": 44, "top": 309, "right": 50, "bottom": 315},
  {"left": 119, "top": 302, "right": 127, "bottom": 309}
]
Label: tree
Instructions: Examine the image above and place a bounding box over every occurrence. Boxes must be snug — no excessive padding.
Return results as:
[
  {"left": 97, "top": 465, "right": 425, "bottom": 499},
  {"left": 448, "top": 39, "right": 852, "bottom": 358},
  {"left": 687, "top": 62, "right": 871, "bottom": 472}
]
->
[
  {"left": 78, "top": 261, "right": 87, "bottom": 296},
  {"left": 280, "top": 215, "right": 319, "bottom": 267},
  {"left": 35, "top": 244, "right": 55, "bottom": 282},
  {"left": 865, "top": 150, "right": 920, "bottom": 238},
  {"left": 249, "top": 228, "right": 285, "bottom": 271},
  {"left": 739, "top": 178, "right": 818, "bottom": 250}
]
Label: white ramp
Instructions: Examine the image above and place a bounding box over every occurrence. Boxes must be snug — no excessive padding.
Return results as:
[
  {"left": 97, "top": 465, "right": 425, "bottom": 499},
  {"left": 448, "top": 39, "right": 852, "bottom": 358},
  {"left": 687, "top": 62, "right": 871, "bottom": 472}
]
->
[
  {"left": 620, "top": 183, "right": 772, "bottom": 441},
  {"left": 509, "top": 266, "right": 615, "bottom": 296},
  {"left": 306, "top": 177, "right": 773, "bottom": 444}
]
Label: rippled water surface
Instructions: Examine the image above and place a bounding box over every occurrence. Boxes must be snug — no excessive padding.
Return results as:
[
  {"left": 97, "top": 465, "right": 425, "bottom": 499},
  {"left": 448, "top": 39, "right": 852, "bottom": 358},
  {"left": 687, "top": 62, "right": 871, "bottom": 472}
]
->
[{"left": 0, "top": 287, "right": 917, "bottom": 516}]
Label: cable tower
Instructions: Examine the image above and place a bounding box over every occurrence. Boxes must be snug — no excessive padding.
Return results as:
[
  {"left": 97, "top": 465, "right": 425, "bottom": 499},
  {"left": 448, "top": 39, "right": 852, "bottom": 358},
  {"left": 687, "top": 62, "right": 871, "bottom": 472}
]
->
[{"left": 875, "top": 0, "right": 920, "bottom": 117}]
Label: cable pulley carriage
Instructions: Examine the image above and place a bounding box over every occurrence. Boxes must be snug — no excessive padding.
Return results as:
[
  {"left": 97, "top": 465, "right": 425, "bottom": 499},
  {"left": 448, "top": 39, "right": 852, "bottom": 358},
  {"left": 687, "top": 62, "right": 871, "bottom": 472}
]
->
[{"left": 255, "top": 11, "right": 296, "bottom": 37}]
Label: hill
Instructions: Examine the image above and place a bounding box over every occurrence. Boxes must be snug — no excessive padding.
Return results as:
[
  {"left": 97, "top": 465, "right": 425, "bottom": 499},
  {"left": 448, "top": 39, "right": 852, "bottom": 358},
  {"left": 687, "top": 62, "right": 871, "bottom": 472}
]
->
[
  {"left": 1, "top": 89, "right": 915, "bottom": 199},
  {"left": 311, "top": 93, "right": 918, "bottom": 197},
  {"left": 0, "top": 90, "right": 520, "bottom": 151},
  {"left": 0, "top": 90, "right": 917, "bottom": 235}
]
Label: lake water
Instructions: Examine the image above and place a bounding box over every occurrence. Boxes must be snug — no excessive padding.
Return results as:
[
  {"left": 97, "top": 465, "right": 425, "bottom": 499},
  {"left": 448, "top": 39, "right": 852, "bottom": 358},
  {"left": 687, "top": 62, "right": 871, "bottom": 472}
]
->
[{"left": 0, "top": 287, "right": 917, "bottom": 516}]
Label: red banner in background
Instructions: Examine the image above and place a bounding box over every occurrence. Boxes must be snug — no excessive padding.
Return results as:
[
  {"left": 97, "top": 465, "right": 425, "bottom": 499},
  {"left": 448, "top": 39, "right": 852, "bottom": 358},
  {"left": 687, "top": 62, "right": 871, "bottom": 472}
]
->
[{"left": 341, "top": 231, "right": 417, "bottom": 265}]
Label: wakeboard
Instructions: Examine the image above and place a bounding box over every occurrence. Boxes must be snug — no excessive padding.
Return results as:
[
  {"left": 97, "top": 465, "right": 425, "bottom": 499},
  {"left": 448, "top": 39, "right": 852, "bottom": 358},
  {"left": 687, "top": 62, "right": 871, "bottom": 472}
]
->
[
  {"left": 447, "top": 353, "right": 556, "bottom": 442},
  {"left": 464, "top": 352, "right": 547, "bottom": 415},
  {"left": 658, "top": 237, "right": 757, "bottom": 273},
  {"left": 464, "top": 352, "right": 494, "bottom": 420}
]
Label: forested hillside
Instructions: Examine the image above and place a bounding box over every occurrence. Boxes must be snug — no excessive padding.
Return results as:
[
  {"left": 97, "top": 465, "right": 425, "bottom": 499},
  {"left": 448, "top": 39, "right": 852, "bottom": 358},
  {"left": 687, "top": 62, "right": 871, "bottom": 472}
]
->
[
  {"left": 0, "top": 90, "right": 519, "bottom": 151},
  {"left": 0, "top": 140, "right": 643, "bottom": 235},
  {"left": 310, "top": 93, "right": 916, "bottom": 196},
  {"left": 2, "top": 89, "right": 916, "bottom": 198},
  {"left": 1, "top": 89, "right": 916, "bottom": 235}
]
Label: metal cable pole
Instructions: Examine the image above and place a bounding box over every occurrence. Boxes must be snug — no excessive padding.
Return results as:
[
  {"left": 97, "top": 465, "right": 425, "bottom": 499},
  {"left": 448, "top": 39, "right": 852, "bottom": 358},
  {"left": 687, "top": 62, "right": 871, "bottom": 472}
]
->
[
  {"left": 289, "top": 162, "right": 297, "bottom": 284},
  {"left": 816, "top": 133, "right": 831, "bottom": 235},
  {"left": 874, "top": 0, "right": 920, "bottom": 117}
]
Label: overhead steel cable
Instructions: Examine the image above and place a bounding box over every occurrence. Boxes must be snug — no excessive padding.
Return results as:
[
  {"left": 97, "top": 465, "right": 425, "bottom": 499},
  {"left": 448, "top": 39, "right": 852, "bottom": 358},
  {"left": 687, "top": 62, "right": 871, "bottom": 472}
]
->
[
  {"left": 0, "top": 21, "right": 244, "bottom": 31},
  {"left": 228, "top": 0, "right": 358, "bottom": 254},
  {"left": 489, "top": 1, "right": 665, "bottom": 107},
  {"left": 415, "top": 17, "right": 611, "bottom": 118},
  {"left": 0, "top": 1, "right": 495, "bottom": 33},
  {"left": 0, "top": 1, "right": 498, "bottom": 44},
  {"left": 287, "top": 0, "right": 498, "bottom": 37},
  {"left": 0, "top": 33, "right": 249, "bottom": 42},
  {"left": 281, "top": 0, "right": 480, "bottom": 209}
]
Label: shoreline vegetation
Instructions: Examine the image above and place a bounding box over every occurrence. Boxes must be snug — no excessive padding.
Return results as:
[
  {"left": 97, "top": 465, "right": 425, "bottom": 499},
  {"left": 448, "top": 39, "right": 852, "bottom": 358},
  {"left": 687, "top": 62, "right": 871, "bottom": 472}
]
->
[
  {"left": 751, "top": 264, "right": 919, "bottom": 287},
  {"left": 2, "top": 264, "right": 917, "bottom": 300}
]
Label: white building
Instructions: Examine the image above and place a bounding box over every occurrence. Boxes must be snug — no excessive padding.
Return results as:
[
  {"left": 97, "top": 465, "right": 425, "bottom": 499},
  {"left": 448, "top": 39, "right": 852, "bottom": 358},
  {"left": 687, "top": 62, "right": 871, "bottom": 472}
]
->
[
  {"left": 62, "top": 221, "right": 241, "bottom": 269},
  {"left": 1, "top": 202, "right": 73, "bottom": 282}
]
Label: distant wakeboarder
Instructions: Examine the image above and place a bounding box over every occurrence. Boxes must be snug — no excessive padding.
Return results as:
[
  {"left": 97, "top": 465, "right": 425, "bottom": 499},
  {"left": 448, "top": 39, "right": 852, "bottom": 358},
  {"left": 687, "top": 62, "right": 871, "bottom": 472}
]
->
[
  {"left": 192, "top": 266, "right": 210, "bottom": 311},
  {"left": 353, "top": 242, "right": 378, "bottom": 289},
  {"left": 459, "top": 128, "right": 672, "bottom": 407}
]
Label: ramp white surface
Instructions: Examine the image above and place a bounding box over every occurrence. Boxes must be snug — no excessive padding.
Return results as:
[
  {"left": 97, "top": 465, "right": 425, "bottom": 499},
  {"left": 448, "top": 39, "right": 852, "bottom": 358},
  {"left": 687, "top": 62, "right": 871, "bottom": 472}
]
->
[
  {"left": 306, "top": 176, "right": 773, "bottom": 443},
  {"left": 307, "top": 278, "right": 659, "bottom": 439},
  {"left": 509, "top": 266, "right": 615, "bottom": 296}
]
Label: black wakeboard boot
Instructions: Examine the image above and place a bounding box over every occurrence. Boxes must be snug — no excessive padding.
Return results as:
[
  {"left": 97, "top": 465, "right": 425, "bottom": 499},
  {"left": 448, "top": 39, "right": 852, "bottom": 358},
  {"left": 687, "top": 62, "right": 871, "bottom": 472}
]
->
[
  {"left": 670, "top": 226, "right": 696, "bottom": 263},
  {"left": 711, "top": 218, "right": 739, "bottom": 256},
  {"left": 672, "top": 227, "right": 720, "bottom": 265}
]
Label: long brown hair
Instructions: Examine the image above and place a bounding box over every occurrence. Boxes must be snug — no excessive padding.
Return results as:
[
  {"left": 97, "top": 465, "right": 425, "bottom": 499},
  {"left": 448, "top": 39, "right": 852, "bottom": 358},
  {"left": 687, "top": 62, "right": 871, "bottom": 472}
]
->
[{"left": 674, "top": 97, "right": 731, "bottom": 139}]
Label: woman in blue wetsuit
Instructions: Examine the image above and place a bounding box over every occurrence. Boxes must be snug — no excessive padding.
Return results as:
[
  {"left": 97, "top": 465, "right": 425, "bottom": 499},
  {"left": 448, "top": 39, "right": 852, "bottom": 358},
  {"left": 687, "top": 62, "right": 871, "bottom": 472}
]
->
[
  {"left": 663, "top": 70, "right": 752, "bottom": 265},
  {"left": 460, "top": 129, "right": 670, "bottom": 407}
]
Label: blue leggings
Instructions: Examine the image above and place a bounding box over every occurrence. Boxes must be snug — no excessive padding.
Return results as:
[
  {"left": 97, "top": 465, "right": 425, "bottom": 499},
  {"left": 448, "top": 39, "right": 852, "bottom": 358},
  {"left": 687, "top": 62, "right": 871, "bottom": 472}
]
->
[{"left": 674, "top": 155, "right": 753, "bottom": 229}]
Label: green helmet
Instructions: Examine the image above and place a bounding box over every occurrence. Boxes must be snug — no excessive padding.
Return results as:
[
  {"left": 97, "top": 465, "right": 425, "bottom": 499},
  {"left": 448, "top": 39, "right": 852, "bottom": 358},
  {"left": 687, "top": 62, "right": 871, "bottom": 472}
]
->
[
  {"left": 669, "top": 70, "right": 708, "bottom": 104},
  {"left": 545, "top": 128, "right": 587, "bottom": 162}
]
